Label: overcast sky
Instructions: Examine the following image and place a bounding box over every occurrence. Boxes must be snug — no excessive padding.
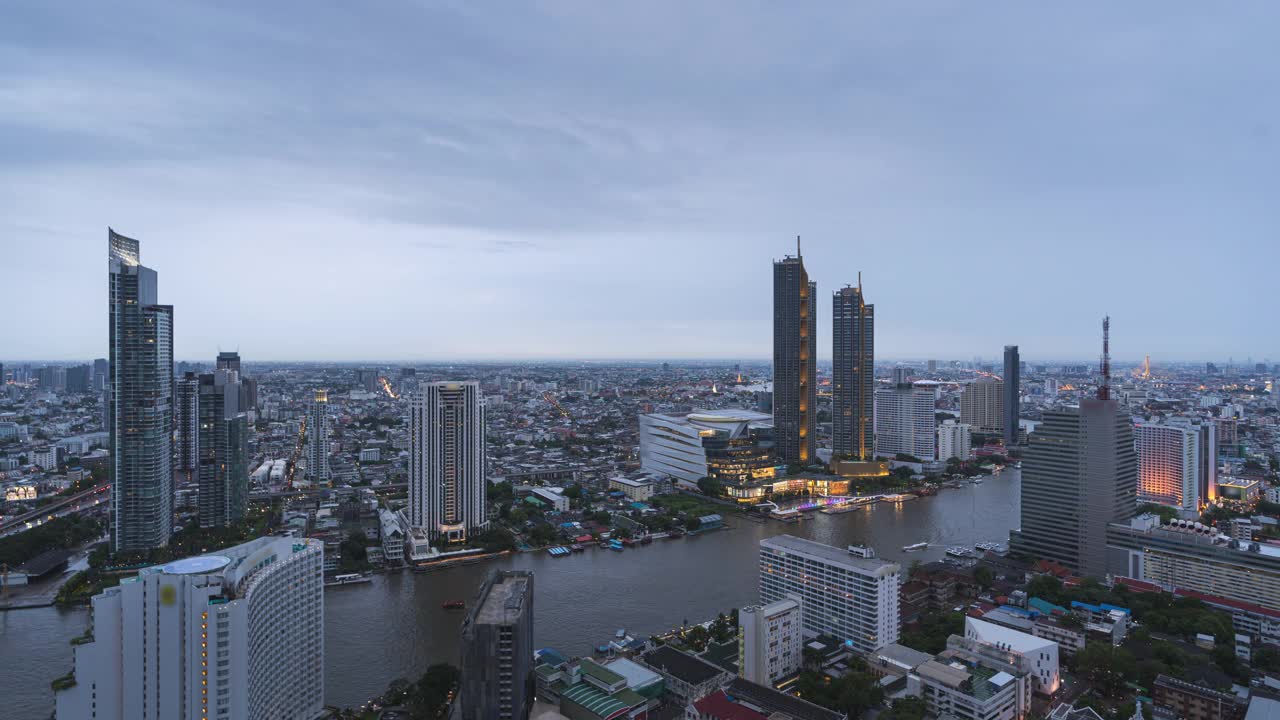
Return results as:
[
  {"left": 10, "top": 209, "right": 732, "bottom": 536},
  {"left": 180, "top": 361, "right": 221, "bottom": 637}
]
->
[{"left": 3, "top": 2, "right": 1278, "bottom": 364}]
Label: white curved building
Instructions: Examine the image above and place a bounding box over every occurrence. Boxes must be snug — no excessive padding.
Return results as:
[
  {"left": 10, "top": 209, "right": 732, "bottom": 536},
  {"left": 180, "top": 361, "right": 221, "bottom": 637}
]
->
[
  {"left": 56, "top": 537, "right": 325, "bottom": 720},
  {"left": 638, "top": 409, "right": 776, "bottom": 488}
]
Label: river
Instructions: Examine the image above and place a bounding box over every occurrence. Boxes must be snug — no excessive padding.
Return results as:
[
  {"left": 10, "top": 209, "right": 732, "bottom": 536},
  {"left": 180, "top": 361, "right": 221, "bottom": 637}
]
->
[{"left": 0, "top": 469, "right": 1019, "bottom": 719}]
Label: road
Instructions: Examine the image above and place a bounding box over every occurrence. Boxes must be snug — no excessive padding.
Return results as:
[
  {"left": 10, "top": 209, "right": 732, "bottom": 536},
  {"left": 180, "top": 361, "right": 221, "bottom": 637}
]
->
[{"left": 0, "top": 485, "right": 110, "bottom": 539}]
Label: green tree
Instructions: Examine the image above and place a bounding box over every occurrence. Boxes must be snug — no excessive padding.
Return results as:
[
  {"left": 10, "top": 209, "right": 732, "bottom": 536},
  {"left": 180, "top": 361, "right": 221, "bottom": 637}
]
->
[
  {"left": 1077, "top": 641, "right": 1136, "bottom": 694},
  {"left": 696, "top": 476, "right": 723, "bottom": 497},
  {"left": 881, "top": 697, "right": 928, "bottom": 720},
  {"left": 974, "top": 565, "right": 994, "bottom": 590}
]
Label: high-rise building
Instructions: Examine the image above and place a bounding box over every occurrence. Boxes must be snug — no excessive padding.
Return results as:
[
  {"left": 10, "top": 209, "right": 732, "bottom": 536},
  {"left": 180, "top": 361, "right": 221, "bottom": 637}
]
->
[
  {"left": 874, "top": 368, "right": 936, "bottom": 460},
  {"left": 1003, "top": 345, "right": 1020, "bottom": 444},
  {"left": 960, "top": 377, "right": 1004, "bottom": 436},
  {"left": 198, "top": 369, "right": 250, "bottom": 528},
  {"left": 1135, "top": 419, "right": 1204, "bottom": 518},
  {"left": 1012, "top": 399, "right": 1137, "bottom": 577},
  {"left": 216, "top": 351, "right": 257, "bottom": 415},
  {"left": 55, "top": 536, "right": 325, "bottom": 720},
  {"left": 461, "top": 570, "right": 534, "bottom": 720},
  {"left": 93, "top": 357, "right": 108, "bottom": 391},
  {"left": 927, "top": 359, "right": 938, "bottom": 373},
  {"left": 738, "top": 595, "right": 803, "bottom": 685},
  {"left": 108, "top": 228, "right": 174, "bottom": 553},
  {"left": 306, "top": 390, "right": 330, "bottom": 483},
  {"left": 175, "top": 372, "right": 200, "bottom": 480},
  {"left": 759, "top": 535, "right": 900, "bottom": 654},
  {"left": 65, "top": 364, "right": 92, "bottom": 393},
  {"left": 772, "top": 242, "right": 816, "bottom": 466},
  {"left": 409, "top": 381, "right": 488, "bottom": 542},
  {"left": 937, "top": 420, "right": 972, "bottom": 461},
  {"left": 215, "top": 351, "right": 241, "bottom": 373},
  {"left": 833, "top": 282, "right": 874, "bottom": 460}
]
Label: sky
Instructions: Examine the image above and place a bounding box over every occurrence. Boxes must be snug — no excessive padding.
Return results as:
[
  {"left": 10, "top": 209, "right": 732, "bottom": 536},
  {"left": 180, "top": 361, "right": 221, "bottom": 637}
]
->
[{"left": 3, "top": 2, "right": 1278, "bottom": 364}]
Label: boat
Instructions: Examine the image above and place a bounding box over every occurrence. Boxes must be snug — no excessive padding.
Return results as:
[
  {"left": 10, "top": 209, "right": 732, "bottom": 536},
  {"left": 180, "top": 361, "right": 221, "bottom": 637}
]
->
[
  {"left": 971, "top": 476, "right": 985, "bottom": 484},
  {"left": 442, "top": 600, "right": 465, "bottom": 610},
  {"left": 570, "top": 543, "right": 585, "bottom": 553},
  {"left": 945, "top": 546, "right": 973, "bottom": 558},
  {"left": 608, "top": 540, "right": 624, "bottom": 552},
  {"left": 324, "top": 573, "right": 372, "bottom": 587},
  {"left": 903, "top": 542, "right": 929, "bottom": 552},
  {"left": 640, "top": 535, "right": 652, "bottom": 545},
  {"left": 667, "top": 530, "right": 684, "bottom": 539},
  {"left": 615, "top": 628, "right": 626, "bottom": 640},
  {"left": 975, "top": 541, "right": 1000, "bottom": 552},
  {"left": 547, "top": 546, "right": 571, "bottom": 557}
]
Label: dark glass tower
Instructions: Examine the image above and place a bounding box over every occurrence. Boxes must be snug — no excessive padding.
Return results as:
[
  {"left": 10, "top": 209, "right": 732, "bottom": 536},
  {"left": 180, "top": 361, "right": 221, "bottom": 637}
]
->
[
  {"left": 1003, "top": 345, "right": 1020, "bottom": 444},
  {"left": 461, "top": 570, "right": 534, "bottom": 720},
  {"left": 833, "top": 281, "right": 874, "bottom": 460},
  {"left": 772, "top": 241, "right": 815, "bottom": 465},
  {"left": 197, "top": 369, "right": 250, "bottom": 528},
  {"left": 108, "top": 228, "right": 174, "bottom": 553}
]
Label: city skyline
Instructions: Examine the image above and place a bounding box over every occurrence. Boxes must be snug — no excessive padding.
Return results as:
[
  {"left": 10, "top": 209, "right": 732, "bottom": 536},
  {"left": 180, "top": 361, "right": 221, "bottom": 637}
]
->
[{"left": 5, "top": 4, "right": 1280, "bottom": 361}]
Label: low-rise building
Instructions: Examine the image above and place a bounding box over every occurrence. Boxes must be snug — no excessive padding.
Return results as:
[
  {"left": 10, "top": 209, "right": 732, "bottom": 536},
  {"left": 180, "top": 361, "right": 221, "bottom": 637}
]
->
[
  {"left": 639, "top": 645, "right": 732, "bottom": 706},
  {"left": 914, "top": 638, "right": 1033, "bottom": 720},
  {"left": 609, "top": 476, "right": 655, "bottom": 502},
  {"left": 963, "top": 617, "right": 1060, "bottom": 695},
  {"left": 379, "top": 508, "right": 404, "bottom": 565},
  {"left": 1152, "top": 674, "right": 1246, "bottom": 720}
]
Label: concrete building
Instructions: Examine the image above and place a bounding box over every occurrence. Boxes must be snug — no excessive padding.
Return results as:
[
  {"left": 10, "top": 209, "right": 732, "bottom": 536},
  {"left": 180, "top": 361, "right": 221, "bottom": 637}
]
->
[
  {"left": 759, "top": 535, "right": 900, "bottom": 654},
  {"left": 937, "top": 420, "right": 972, "bottom": 461},
  {"left": 1003, "top": 346, "right": 1021, "bottom": 444},
  {"left": 832, "top": 282, "right": 874, "bottom": 461},
  {"left": 1152, "top": 674, "right": 1246, "bottom": 720},
  {"left": 410, "top": 381, "right": 488, "bottom": 543},
  {"left": 639, "top": 645, "right": 732, "bottom": 706},
  {"left": 55, "top": 537, "right": 325, "bottom": 720},
  {"left": 175, "top": 372, "right": 200, "bottom": 480},
  {"left": 1108, "top": 514, "right": 1280, "bottom": 612},
  {"left": 963, "top": 617, "right": 1060, "bottom": 694},
  {"left": 1136, "top": 419, "right": 1204, "bottom": 517},
  {"left": 960, "top": 377, "right": 1004, "bottom": 436},
  {"left": 461, "top": 570, "right": 534, "bottom": 720},
  {"left": 31, "top": 445, "right": 59, "bottom": 470},
  {"left": 378, "top": 508, "right": 404, "bottom": 565},
  {"left": 608, "top": 476, "right": 654, "bottom": 502},
  {"left": 874, "top": 369, "right": 936, "bottom": 460},
  {"left": 306, "top": 390, "right": 330, "bottom": 483},
  {"left": 773, "top": 244, "right": 816, "bottom": 465},
  {"left": 638, "top": 409, "right": 776, "bottom": 495},
  {"left": 738, "top": 595, "right": 803, "bottom": 685},
  {"left": 108, "top": 228, "right": 174, "bottom": 553},
  {"left": 1011, "top": 398, "right": 1137, "bottom": 578},
  {"left": 915, "top": 642, "right": 1034, "bottom": 720},
  {"left": 198, "top": 369, "right": 250, "bottom": 528}
]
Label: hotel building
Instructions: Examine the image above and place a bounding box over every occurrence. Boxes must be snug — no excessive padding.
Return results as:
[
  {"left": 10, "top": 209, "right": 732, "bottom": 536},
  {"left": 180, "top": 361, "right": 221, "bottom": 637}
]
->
[{"left": 738, "top": 595, "right": 803, "bottom": 685}]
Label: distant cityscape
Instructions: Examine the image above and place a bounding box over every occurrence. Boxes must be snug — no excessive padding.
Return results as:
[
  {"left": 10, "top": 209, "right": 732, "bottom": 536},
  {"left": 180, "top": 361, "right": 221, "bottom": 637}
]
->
[{"left": 0, "top": 231, "right": 1278, "bottom": 720}]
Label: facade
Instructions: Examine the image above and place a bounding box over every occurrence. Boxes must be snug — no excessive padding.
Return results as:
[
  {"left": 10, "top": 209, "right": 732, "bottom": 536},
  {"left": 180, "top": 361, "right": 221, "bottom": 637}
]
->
[
  {"left": 410, "top": 381, "right": 488, "bottom": 542},
  {"left": 198, "top": 369, "right": 250, "bottom": 528},
  {"left": 306, "top": 390, "right": 330, "bottom": 483},
  {"left": 175, "top": 372, "right": 200, "bottom": 480},
  {"left": 937, "top": 420, "right": 972, "bottom": 461},
  {"left": 1011, "top": 399, "right": 1137, "bottom": 578},
  {"left": 916, "top": 637, "right": 1034, "bottom": 720},
  {"left": 1152, "top": 674, "right": 1246, "bottom": 720},
  {"left": 608, "top": 476, "right": 654, "bottom": 502},
  {"left": 759, "top": 535, "right": 900, "bottom": 654},
  {"left": 108, "top": 228, "right": 174, "bottom": 553},
  {"left": 963, "top": 617, "right": 1060, "bottom": 694},
  {"left": 832, "top": 283, "right": 874, "bottom": 460},
  {"left": 56, "top": 537, "right": 325, "bottom": 720},
  {"left": 461, "top": 570, "right": 534, "bottom": 720},
  {"left": 738, "top": 595, "right": 803, "bottom": 685},
  {"left": 960, "top": 377, "right": 1004, "bottom": 436},
  {"left": 772, "top": 247, "right": 816, "bottom": 466},
  {"left": 1107, "top": 514, "right": 1280, "bottom": 612},
  {"left": 873, "top": 369, "right": 936, "bottom": 460},
  {"left": 638, "top": 409, "right": 777, "bottom": 495},
  {"left": 1135, "top": 419, "right": 1203, "bottom": 517},
  {"left": 1003, "top": 345, "right": 1021, "bottom": 444}
]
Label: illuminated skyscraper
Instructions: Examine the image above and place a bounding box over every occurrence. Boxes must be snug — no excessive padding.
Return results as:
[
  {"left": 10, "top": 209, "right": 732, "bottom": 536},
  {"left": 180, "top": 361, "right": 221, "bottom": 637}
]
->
[
  {"left": 108, "top": 228, "right": 173, "bottom": 553},
  {"left": 410, "top": 381, "right": 488, "bottom": 542},
  {"left": 198, "top": 369, "right": 250, "bottom": 528},
  {"left": 1003, "top": 345, "right": 1020, "bottom": 444},
  {"left": 306, "top": 390, "right": 330, "bottom": 483},
  {"left": 833, "top": 281, "right": 874, "bottom": 460},
  {"left": 772, "top": 240, "right": 815, "bottom": 465}
]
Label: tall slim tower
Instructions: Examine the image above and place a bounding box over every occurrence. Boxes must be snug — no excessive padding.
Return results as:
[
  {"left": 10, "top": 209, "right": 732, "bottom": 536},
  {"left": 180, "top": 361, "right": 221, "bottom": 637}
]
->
[
  {"left": 409, "top": 381, "right": 488, "bottom": 542},
  {"left": 174, "top": 372, "right": 200, "bottom": 481},
  {"left": 1002, "top": 345, "right": 1020, "bottom": 445},
  {"left": 108, "top": 228, "right": 174, "bottom": 553},
  {"left": 772, "top": 239, "right": 816, "bottom": 465},
  {"left": 1011, "top": 318, "right": 1136, "bottom": 577},
  {"left": 833, "top": 279, "right": 874, "bottom": 460},
  {"left": 461, "top": 570, "right": 534, "bottom": 720},
  {"left": 198, "top": 369, "right": 250, "bottom": 528},
  {"left": 306, "top": 390, "right": 330, "bottom": 483}
]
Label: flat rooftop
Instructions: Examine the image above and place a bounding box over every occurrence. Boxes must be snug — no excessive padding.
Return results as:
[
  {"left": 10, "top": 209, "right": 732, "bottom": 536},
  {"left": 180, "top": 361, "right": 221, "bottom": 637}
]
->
[
  {"left": 476, "top": 573, "right": 531, "bottom": 625},
  {"left": 761, "top": 534, "right": 897, "bottom": 574}
]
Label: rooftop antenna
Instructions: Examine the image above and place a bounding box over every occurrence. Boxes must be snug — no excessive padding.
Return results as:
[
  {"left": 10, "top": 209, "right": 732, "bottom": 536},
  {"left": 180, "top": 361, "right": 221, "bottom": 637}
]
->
[
  {"left": 1098, "top": 315, "right": 1111, "bottom": 401},
  {"left": 858, "top": 271, "right": 862, "bottom": 294},
  {"left": 796, "top": 235, "right": 801, "bottom": 258}
]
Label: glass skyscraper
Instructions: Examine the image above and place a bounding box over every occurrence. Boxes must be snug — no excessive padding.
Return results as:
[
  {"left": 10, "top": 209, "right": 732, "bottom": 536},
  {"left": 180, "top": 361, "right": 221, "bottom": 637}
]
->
[
  {"left": 108, "top": 228, "right": 174, "bottom": 553},
  {"left": 833, "top": 282, "right": 874, "bottom": 460},
  {"left": 1003, "top": 345, "right": 1020, "bottom": 444},
  {"left": 772, "top": 243, "right": 815, "bottom": 465}
]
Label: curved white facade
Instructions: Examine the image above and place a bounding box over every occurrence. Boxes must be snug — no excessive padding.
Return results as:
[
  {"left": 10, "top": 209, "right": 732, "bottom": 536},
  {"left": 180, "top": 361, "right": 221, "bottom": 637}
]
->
[{"left": 57, "top": 537, "right": 325, "bottom": 720}]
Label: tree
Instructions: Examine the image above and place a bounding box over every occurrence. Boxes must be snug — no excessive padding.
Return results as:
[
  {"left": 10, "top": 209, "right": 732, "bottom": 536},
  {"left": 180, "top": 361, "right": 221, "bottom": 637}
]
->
[
  {"left": 696, "top": 476, "right": 723, "bottom": 498},
  {"left": 338, "top": 532, "right": 369, "bottom": 573},
  {"left": 684, "top": 516, "right": 702, "bottom": 531},
  {"left": 1076, "top": 641, "right": 1136, "bottom": 695},
  {"left": 406, "top": 663, "right": 459, "bottom": 719},
  {"left": 881, "top": 697, "right": 927, "bottom": 720},
  {"left": 974, "top": 565, "right": 994, "bottom": 590}
]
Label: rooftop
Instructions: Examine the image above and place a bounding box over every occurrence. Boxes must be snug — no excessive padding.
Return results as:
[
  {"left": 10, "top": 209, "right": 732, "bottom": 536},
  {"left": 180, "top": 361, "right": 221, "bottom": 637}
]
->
[
  {"left": 161, "top": 555, "right": 232, "bottom": 575},
  {"left": 640, "top": 645, "right": 726, "bottom": 685},
  {"left": 761, "top": 534, "right": 898, "bottom": 575},
  {"left": 475, "top": 572, "right": 531, "bottom": 625},
  {"left": 724, "top": 677, "right": 844, "bottom": 720}
]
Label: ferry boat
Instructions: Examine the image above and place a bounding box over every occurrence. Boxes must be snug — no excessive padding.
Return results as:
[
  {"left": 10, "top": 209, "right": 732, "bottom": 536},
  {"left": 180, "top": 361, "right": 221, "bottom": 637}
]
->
[
  {"left": 945, "top": 546, "right": 973, "bottom": 558},
  {"left": 903, "top": 542, "right": 929, "bottom": 552},
  {"left": 608, "top": 540, "right": 624, "bottom": 552},
  {"left": 547, "top": 546, "right": 571, "bottom": 557},
  {"left": 974, "top": 541, "right": 1000, "bottom": 553},
  {"left": 324, "top": 573, "right": 372, "bottom": 587},
  {"left": 570, "top": 543, "right": 585, "bottom": 553},
  {"left": 441, "top": 600, "right": 466, "bottom": 610}
]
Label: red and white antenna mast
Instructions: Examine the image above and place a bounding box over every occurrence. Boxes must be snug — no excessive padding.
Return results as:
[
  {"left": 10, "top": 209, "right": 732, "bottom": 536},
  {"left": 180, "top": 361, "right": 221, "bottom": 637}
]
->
[{"left": 1098, "top": 315, "right": 1111, "bottom": 401}]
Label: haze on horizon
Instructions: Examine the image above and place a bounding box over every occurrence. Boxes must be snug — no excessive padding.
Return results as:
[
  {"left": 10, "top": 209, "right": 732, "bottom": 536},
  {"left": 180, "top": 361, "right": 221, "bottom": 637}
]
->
[{"left": 3, "top": 3, "right": 1278, "bottom": 364}]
